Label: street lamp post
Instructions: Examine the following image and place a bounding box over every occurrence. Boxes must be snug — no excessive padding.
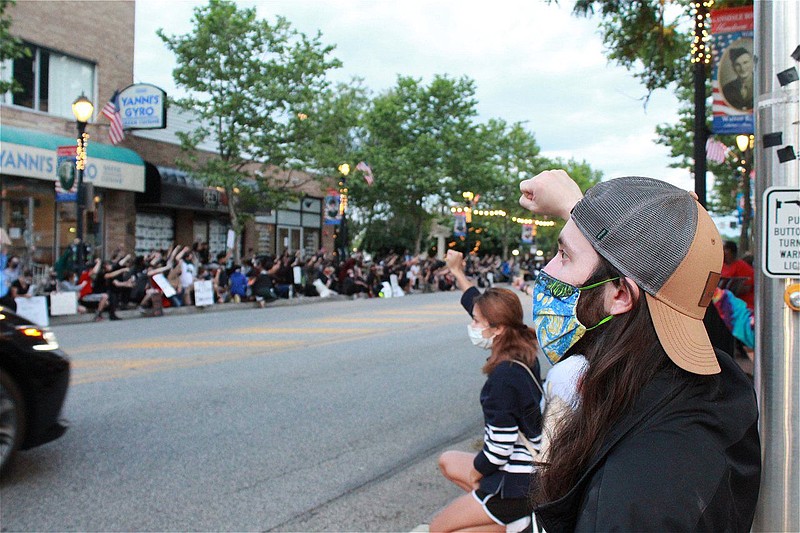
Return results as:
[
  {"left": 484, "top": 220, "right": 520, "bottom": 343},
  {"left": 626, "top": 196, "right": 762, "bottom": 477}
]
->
[
  {"left": 462, "top": 191, "right": 474, "bottom": 256},
  {"left": 735, "top": 134, "right": 754, "bottom": 255},
  {"left": 71, "top": 93, "right": 94, "bottom": 271},
  {"left": 337, "top": 163, "right": 350, "bottom": 261},
  {"left": 690, "top": 0, "right": 712, "bottom": 207}
]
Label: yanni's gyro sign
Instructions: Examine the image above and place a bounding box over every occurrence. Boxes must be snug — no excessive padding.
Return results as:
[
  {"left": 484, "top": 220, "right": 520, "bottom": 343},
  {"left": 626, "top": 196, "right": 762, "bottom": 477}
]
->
[{"left": 117, "top": 83, "right": 167, "bottom": 130}]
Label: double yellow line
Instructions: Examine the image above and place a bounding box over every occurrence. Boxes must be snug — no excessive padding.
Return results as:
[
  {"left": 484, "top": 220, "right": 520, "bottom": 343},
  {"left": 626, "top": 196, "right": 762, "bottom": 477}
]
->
[{"left": 69, "top": 305, "right": 464, "bottom": 386}]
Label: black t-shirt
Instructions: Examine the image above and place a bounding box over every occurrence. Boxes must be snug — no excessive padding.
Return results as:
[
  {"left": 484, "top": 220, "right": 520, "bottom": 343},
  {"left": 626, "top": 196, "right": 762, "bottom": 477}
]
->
[
  {"left": 11, "top": 278, "right": 32, "bottom": 296},
  {"left": 92, "top": 271, "right": 108, "bottom": 293}
]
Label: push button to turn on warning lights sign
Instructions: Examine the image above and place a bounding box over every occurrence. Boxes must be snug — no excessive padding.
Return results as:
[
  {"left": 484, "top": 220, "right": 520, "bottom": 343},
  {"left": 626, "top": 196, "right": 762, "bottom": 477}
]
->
[{"left": 763, "top": 187, "right": 800, "bottom": 278}]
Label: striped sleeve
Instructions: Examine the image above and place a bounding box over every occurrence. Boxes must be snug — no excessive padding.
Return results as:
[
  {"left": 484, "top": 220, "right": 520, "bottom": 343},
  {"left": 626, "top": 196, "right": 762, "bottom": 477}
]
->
[{"left": 474, "top": 363, "right": 534, "bottom": 476}]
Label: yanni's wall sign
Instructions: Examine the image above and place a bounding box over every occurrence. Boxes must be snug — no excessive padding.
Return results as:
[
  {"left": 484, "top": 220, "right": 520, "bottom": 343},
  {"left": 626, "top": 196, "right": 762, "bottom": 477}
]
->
[{"left": 117, "top": 83, "right": 167, "bottom": 130}]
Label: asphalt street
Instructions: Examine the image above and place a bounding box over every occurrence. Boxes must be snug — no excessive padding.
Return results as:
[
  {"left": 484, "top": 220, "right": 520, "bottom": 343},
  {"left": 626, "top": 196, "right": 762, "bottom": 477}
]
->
[{"left": 1, "top": 290, "right": 528, "bottom": 532}]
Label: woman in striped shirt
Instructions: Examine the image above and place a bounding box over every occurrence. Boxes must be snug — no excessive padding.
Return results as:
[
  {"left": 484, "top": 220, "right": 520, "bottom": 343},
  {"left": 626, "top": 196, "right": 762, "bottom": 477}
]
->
[{"left": 430, "top": 258, "right": 543, "bottom": 533}]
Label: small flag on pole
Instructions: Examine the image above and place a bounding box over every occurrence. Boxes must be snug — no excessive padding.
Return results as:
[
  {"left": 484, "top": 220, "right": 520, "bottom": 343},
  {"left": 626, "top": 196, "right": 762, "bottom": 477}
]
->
[
  {"left": 705, "top": 137, "right": 729, "bottom": 164},
  {"left": 356, "top": 161, "right": 374, "bottom": 186},
  {"left": 101, "top": 90, "right": 125, "bottom": 145}
]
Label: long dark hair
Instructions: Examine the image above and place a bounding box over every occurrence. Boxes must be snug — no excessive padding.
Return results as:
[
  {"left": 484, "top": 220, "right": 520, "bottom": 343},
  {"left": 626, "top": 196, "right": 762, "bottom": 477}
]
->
[
  {"left": 533, "top": 256, "right": 670, "bottom": 503},
  {"left": 474, "top": 288, "right": 539, "bottom": 374}
]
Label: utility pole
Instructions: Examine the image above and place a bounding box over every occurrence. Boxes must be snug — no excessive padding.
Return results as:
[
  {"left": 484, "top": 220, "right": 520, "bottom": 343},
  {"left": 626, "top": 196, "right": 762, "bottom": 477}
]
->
[{"left": 752, "top": 1, "right": 799, "bottom": 530}]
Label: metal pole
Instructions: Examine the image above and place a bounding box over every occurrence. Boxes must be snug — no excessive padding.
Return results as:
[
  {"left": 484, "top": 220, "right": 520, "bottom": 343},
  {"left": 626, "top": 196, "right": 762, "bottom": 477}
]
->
[
  {"left": 753, "top": 1, "right": 800, "bottom": 530},
  {"left": 341, "top": 175, "right": 348, "bottom": 260},
  {"left": 693, "top": 1, "right": 709, "bottom": 208},
  {"left": 740, "top": 145, "right": 752, "bottom": 255},
  {"left": 75, "top": 121, "right": 86, "bottom": 272}
]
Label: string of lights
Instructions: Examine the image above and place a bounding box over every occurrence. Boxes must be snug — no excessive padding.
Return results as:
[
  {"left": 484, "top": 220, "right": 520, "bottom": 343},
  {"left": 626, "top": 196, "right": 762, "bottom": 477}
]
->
[
  {"left": 690, "top": 0, "right": 714, "bottom": 65},
  {"left": 449, "top": 206, "right": 555, "bottom": 226}
]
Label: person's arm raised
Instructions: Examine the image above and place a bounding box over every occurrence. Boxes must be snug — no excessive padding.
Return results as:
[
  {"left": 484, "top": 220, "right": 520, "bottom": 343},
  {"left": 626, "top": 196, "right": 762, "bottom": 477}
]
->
[
  {"left": 445, "top": 250, "right": 474, "bottom": 293},
  {"left": 519, "top": 169, "right": 583, "bottom": 220}
]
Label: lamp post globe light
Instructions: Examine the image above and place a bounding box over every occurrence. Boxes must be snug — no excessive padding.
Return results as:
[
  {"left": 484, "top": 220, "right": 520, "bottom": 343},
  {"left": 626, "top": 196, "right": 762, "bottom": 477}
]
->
[{"left": 71, "top": 93, "right": 93, "bottom": 271}]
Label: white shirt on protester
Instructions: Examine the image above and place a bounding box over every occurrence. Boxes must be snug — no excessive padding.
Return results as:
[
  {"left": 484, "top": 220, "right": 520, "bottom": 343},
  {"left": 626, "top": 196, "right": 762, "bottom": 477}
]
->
[
  {"left": 180, "top": 261, "right": 196, "bottom": 289},
  {"left": 541, "top": 354, "right": 587, "bottom": 413}
]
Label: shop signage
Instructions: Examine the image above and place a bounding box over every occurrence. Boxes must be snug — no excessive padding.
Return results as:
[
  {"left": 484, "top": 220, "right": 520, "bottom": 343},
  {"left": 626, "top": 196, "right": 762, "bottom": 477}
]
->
[
  {"left": 118, "top": 83, "right": 167, "bottom": 130},
  {"left": 203, "top": 188, "right": 221, "bottom": 208},
  {"left": 0, "top": 142, "right": 144, "bottom": 192}
]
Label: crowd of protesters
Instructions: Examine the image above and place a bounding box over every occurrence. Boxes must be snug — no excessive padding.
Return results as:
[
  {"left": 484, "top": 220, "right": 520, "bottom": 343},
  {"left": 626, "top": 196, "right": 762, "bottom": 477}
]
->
[{"left": 2, "top": 236, "right": 541, "bottom": 321}]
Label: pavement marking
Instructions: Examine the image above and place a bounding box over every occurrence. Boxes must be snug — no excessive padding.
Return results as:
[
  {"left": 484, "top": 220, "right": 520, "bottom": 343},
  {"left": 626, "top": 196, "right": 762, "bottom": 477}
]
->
[
  {"left": 69, "top": 339, "right": 298, "bottom": 355},
  {"left": 110, "top": 340, "right": 297, "bottom": 350},
  {"left": 375, "top": 309, "right": 463, "bottom": 316},
  {"left": 70, "top": 342, "right": 302, "bottom": 385},
  {"left": 232, "top": 327, "right": 374, "bottom": 335},
  {"left": 67, "top": 301, "right": 471, "bottom": 385},
  {"left": 72, "top": 357, "right": 175, "bottom": 369},
  {"left": 319, "top": 317, "right": 432, "bottom": 323}
]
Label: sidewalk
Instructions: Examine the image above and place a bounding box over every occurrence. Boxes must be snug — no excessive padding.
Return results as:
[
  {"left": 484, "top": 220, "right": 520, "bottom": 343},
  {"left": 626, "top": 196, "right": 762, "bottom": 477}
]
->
[{"left": 48, "top": 293, "right": 355, "bottom": 326}]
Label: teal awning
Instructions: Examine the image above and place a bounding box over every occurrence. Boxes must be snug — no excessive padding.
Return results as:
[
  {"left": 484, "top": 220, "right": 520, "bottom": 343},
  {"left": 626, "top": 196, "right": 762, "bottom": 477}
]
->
[{"left": 0, "top": 125, "right": 145, "bottom": 192}]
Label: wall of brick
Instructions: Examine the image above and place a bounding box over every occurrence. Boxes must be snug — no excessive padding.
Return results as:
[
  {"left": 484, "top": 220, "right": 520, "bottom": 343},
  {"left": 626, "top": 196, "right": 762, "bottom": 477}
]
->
[
  {"left": 7, "top": 0, "right": 135, "bottom": 106},
  {"left": 102, "top": 189, "right": 137, "bottom": 257}
]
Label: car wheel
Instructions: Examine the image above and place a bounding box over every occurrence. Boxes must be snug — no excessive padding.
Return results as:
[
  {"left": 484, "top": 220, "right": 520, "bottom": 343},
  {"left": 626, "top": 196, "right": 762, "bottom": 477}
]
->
[{"left": 0, "top": 370, "right": 26, "bottom": 474}]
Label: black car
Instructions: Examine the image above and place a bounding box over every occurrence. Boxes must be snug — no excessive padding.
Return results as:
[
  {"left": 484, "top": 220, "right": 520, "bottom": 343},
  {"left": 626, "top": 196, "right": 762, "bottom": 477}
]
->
[{"left": 0, "top": 306, "right": 70, "bottom": 474}]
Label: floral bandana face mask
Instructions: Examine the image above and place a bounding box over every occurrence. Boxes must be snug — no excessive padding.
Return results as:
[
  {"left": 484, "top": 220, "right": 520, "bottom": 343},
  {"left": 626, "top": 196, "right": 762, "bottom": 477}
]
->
[{"left": 532, "top": 270, "right": 618, "bottom": 364}]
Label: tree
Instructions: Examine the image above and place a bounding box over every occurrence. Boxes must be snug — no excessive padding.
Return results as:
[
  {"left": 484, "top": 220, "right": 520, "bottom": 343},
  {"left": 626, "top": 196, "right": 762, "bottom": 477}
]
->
[
  {"left": 0, "top": 0, "right": 30, "bottom": 95},
  {"left": 559, "top": 0, "right": 753, "bottom": 215},
  {"left": 157, "top": 0, "right": 343, "bottom": 260},
  {"left": 467, "top": 120, "right": 547, "bottom": 259},
  {"left": 356, "top": 75, "right": 497, "bottom": 254},
  {"left": 655, "top": 84, "right": 742, "bottom": 214}
]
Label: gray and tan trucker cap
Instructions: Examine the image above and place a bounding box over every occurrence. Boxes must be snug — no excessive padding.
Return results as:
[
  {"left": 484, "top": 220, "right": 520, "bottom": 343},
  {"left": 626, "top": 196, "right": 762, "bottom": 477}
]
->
[{"left": 571, "top": 177, "right": 723, "bottom": 375}]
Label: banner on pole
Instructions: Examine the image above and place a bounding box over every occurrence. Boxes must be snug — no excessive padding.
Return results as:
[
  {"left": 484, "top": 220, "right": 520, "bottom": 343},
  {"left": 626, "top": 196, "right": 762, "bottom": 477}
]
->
[
  {"left": 711, "top": 6, "right": 754, "bottom": 134},
  {"left": 521, "top": 224, "right": 533, "bottom": 244},
  {"left": 453, "top": 214, "right": 467, "bottom": 237},
  {"left": 324, "top": 189, "right": 341, "bottom": 225},
  {"left": 55, "top": 145, "right": 78, "bottom": 202}
]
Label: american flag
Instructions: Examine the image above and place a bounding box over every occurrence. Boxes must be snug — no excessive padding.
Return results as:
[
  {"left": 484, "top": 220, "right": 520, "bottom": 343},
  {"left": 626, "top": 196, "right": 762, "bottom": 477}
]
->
[
  {"left": 101, "top": 90, "right": 125, "bottom": 145},
  {"left": 706, "top": 137, "right": 730, "bottom": 163},
  {"left": 356, "top": 161, "right": 374, "bottom": 186}
]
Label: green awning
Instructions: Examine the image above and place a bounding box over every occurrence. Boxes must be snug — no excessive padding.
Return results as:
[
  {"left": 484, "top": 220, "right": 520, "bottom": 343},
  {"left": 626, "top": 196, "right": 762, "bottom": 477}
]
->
[{"left": 0, "top": 125, "right": 145, "bottom": 192}]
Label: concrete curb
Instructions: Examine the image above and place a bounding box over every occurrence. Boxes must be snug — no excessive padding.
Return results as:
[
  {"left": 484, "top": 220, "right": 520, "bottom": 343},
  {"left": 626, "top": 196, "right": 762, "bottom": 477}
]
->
[{"left": 47, "top": 291, "right": 431, "bottom": 327}]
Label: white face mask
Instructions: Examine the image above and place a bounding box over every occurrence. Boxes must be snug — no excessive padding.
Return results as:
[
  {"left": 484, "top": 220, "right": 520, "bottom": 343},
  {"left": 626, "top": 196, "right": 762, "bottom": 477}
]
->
[{"left": 467, "top": 324, "right": 494, "bottom": 350}]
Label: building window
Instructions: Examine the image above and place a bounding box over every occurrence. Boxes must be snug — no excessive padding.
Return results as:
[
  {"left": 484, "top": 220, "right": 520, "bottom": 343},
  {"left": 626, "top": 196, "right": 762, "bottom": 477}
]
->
[{"left": 1, "top": 43, "right": 95, "bottom": 119}]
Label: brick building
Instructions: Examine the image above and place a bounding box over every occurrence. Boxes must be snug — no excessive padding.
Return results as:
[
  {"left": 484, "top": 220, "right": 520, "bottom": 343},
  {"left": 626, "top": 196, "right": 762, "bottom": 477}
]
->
[{"left": 1, "top": 0, "right": 332, "bottom": 266}]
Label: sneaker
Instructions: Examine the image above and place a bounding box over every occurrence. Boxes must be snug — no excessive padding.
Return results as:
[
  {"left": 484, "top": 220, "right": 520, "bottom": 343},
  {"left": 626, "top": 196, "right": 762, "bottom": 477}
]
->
[
  {"left": 93, "top": 315, "right": 104, "bottom": 322},
  {"left": 109, "top": 315, "right": 121, "bottom": 321}
]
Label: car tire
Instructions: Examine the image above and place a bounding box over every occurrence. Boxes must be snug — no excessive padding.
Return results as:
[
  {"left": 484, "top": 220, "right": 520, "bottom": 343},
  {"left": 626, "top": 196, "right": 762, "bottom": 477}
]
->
[{"left": 0, "top": 370, "right": 26, "bottom": 475}]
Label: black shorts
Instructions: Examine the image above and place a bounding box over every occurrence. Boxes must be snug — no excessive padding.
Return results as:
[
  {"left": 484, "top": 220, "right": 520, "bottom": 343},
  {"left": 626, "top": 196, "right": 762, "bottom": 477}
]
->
[{"left": 473, "top": 489, "right": 532, "bottom": 528}]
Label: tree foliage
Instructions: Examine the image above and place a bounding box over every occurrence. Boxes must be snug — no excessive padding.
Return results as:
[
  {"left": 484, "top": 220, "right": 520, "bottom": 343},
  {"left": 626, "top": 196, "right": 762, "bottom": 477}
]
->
[
  {"left": 560, "top": 0, "right": 753, "bottom": 216},
  {"left": 0, "top": 0, "right": 30, "bottom": 95},
  {"left": 572, "top": 0, "right": 691, "bottom": 97},
  {"left": 655, "top": 84, "right": 742, "bottom": 213},
  {"left": 157, "top": 0, "right": 344, "bottom": 259},
  {"left": 355, "top": 75, "right": 499, "bottom": 254}
]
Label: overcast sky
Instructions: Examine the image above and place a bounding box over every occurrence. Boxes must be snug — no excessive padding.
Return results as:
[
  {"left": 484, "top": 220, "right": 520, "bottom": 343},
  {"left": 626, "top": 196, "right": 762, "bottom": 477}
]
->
[{"left": 134, "top": 0, "right": 691, "bottom": 190}]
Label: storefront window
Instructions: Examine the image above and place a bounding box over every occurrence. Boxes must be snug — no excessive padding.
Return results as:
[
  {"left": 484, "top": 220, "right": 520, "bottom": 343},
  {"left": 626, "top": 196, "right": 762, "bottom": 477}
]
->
[
  {"left": 1, "top": 43, "right": 94, "bottom": 119},
  {"left": 0, "top": 177, "right": 56, "bottom": 264}
]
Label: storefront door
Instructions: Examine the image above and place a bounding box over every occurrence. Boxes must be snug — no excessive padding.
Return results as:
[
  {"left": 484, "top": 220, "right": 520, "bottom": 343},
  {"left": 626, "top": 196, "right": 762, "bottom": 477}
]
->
[{"left": 276, "top": 226, "right": 302, "bottom": 256}]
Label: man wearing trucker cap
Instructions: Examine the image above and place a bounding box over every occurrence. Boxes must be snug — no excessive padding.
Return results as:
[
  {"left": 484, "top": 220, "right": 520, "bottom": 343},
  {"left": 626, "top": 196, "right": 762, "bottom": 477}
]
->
[{"left": 519, "top": 170, "right": 761, "bottom": 532}]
